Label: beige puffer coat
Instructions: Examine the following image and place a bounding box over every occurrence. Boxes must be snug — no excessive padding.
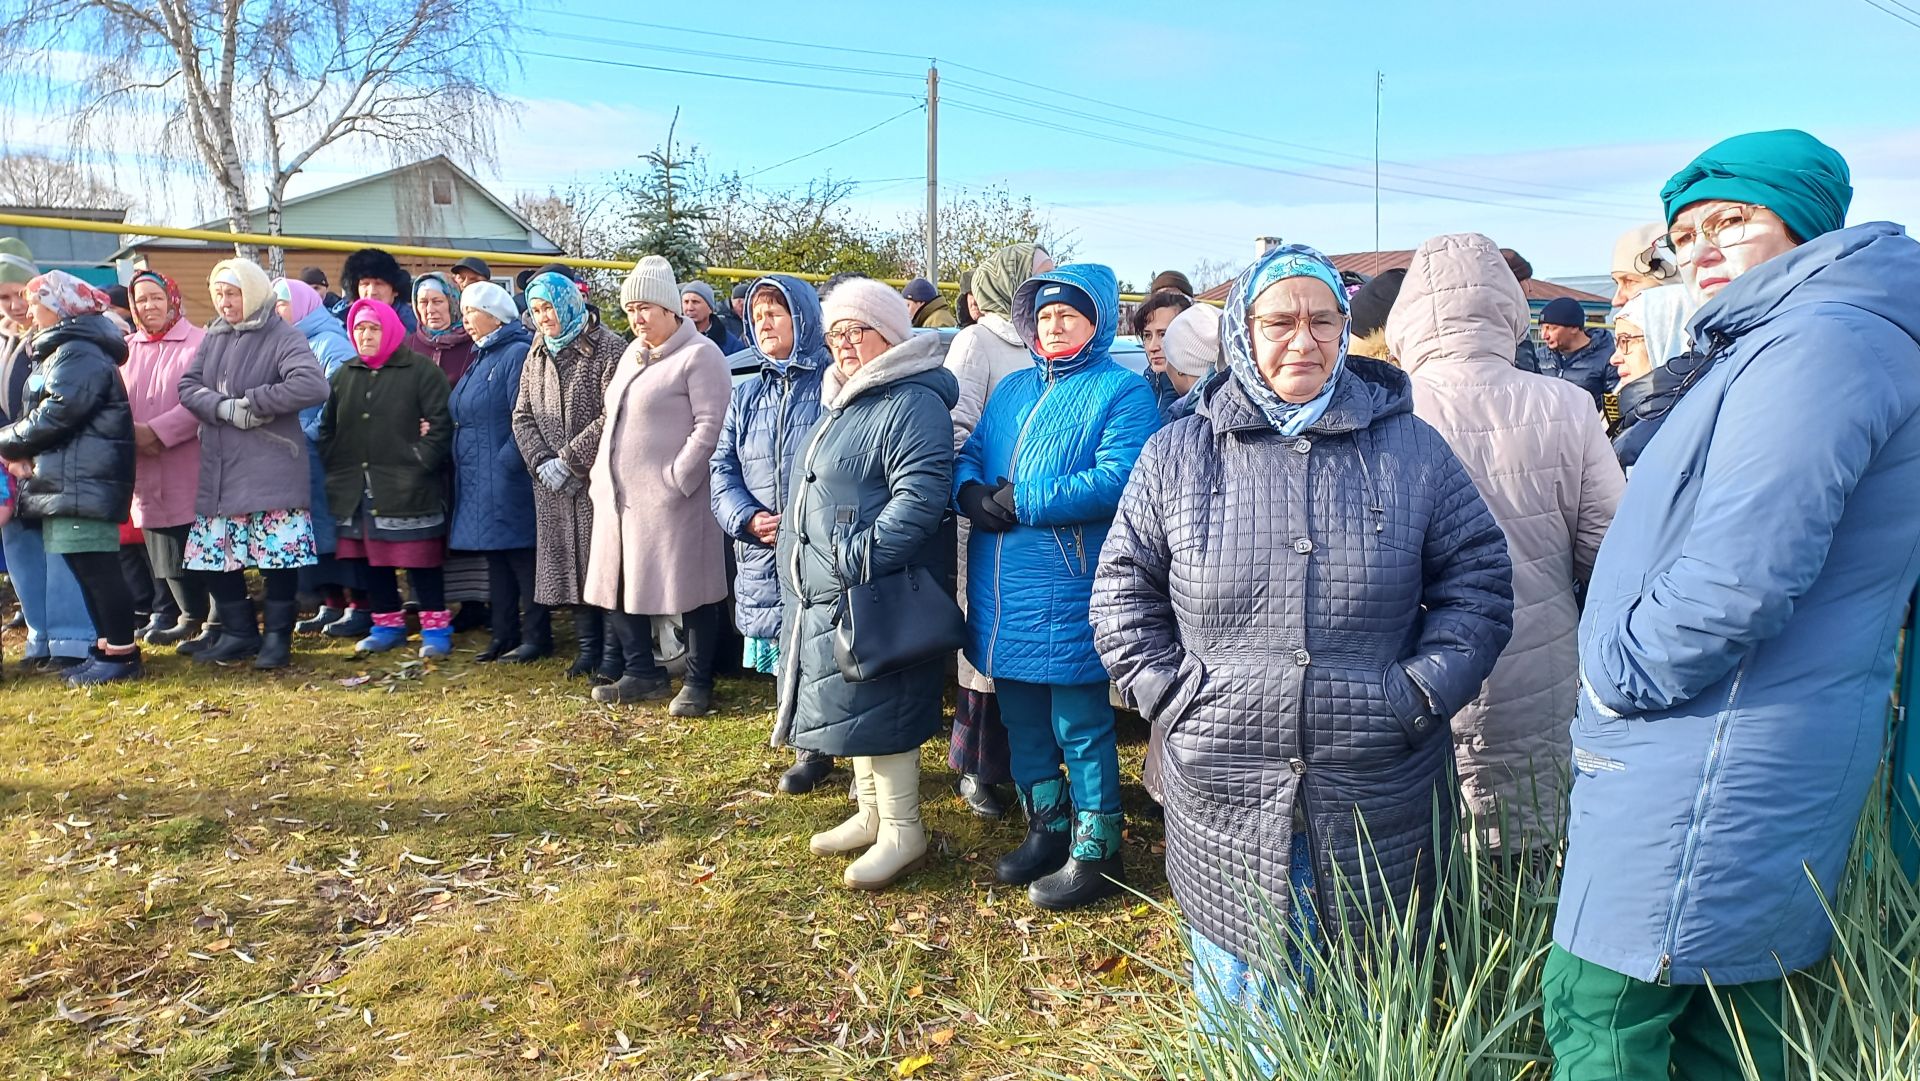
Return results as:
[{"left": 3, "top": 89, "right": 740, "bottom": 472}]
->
[{"left": 1385, "top": 233, "right": 1624, "bottom": 854}]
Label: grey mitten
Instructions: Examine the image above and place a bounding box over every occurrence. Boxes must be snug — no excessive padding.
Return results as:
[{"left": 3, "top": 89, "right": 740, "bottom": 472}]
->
[
  {"left": 217, "top": 398, "right": 269, "bottom": 429},
  {"left": 536, "top": 457, "right": 574, "bottom": 491}
]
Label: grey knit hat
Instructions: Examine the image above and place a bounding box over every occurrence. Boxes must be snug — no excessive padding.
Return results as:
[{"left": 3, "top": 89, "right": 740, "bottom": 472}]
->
[{"left": 622, "top": 255, "right": 679, "bottom": 310}]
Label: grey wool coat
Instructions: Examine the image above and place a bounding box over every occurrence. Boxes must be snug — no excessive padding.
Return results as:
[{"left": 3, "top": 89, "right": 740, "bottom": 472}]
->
[
  {"left": 177, "top": 302, "right": 330, "bottom": 518},
  {"left": 511, "top": 321, "right": 625, "bottom": 607},
  {"left": 1091, "top": 360, "right": 1514, "bottom": 967},
  {"left": 774, "top": 333, "right": 959, "bottom": 758}
]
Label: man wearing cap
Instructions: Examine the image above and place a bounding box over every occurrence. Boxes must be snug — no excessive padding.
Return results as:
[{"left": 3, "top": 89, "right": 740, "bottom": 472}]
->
[
  {"left": 1547, "top": 130, "right": 1920, "bottom": 1081},
  {"left": 903, "top": 277, "right": 955, "bottom": 329},
  {"left": 1533, "top": 296, "right": 1615, "bottom": 409},
  {"left": 680, "top": 281, "right": 743, "bottom": 356},
  {"left": 450, "top": 256, "right": 493, "bottom": 290}
]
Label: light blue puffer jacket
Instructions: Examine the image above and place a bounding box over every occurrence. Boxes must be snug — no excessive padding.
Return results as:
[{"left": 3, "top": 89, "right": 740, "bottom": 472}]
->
[
  {"left": 955, "top": 263, "right": 1160, "bottom": 686},
  {"left": 1557, "top": 222, "right": 1920, "bottom": 985}
]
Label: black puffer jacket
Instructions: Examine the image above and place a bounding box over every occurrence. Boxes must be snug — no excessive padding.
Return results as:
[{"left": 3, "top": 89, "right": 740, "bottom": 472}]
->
[{"left": 0, "top": 313, "right": 134, "bottom": 522}]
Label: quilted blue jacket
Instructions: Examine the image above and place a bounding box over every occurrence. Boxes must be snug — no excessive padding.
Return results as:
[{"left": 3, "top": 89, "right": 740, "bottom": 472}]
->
[
  {"left": 448, "top": 321, "right": 535, "bottom": 551},
  {"left": 1557, "top": 222, "right": 1920, "bottom": 985},
  {"left": 955, "top": 263, "right": 1161, "bottom": 686},
  {"left": 709, "top": 276, "right": 828, "bottom": 640},
  {"left": 1092, "top": 357, "right": 1513, "bottom": 967}
]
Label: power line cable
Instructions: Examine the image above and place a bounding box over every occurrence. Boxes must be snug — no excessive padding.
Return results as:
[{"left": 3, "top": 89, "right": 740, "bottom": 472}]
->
[
  {"left": 539, "top": 30, "right": 925, "bottom": 83},
  {"left": 1859, "top": 0, "right": 1920, "bottom": 29},
  {"left": 738, "top": 105, "right": 922, "bottom": 180},
  {"left": 531, "top": 7, "right": 926, "bottom": 62},
  {"left": 519, "top": 50, "right": 922, "bottom": 101}
]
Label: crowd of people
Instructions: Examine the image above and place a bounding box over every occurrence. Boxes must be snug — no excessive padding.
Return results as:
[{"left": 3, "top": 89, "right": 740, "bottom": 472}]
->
[{"left": 1, "top": 127, "right": 1917, "bottom": 1080}]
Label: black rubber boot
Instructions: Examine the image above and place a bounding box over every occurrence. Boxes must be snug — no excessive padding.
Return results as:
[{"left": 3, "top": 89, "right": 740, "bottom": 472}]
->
[
  {"left": 323, "top": 607, "right": 373, "bottom": 639},
  {"left": 253, "top": 599, "right": 297, "bottom": 670},
  {"left": 566, "top": 608, "right": 603, "bottom": 680},
  {"left": 778, "top": 750, "right": 837, "bottom": 795},
  {"left": 295, "top": 605, "right": 342, "bottom": 635},
  {"left": 176, "top": 619, "right": 221, "bottom": 657},
  {"left": 195, "top": 599, "right": 261, "bottom": 664},
  {"left": 596, "top": 613, "right": 623, "bottom": 686},
  {"left": 146, "top": 616, "right": 202, "bottom": 647},
  {"left": 957, "top": 774, "right": 1009, "bottom": 819},
  {"left": 1028, "top": 810, "right": 1125, "bottom": 911},
  {"left": 501, "top": 605, "right": 553, "bottom": 663},
  {"left": 995, "top": 776, "right": 1073, "bottom": 886}
]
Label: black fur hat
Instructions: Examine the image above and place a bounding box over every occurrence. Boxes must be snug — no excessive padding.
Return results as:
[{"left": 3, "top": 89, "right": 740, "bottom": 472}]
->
[{"left": 341, "top": 247, "right": 412, "bottom": 301}]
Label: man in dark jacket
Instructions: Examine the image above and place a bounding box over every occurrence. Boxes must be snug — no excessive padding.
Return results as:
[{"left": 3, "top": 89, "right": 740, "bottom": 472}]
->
[
  {"left": 1533, "top": 297, "right": 1616, "bottom": 408},
  {"left": 680, "top": 281, "right": 743, "bottom": 355}
]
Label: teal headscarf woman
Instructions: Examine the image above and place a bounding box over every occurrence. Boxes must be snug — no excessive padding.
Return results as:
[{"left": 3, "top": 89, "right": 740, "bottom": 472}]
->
[
  {"left": 411, "top": 272, "right": 466, "bottom": 340},
  {"left": 1220, "top": 244, "right": 1352, "bottom": 436},
  {"left": 525, "top": 272, "right": 588, "bottom": 354}
]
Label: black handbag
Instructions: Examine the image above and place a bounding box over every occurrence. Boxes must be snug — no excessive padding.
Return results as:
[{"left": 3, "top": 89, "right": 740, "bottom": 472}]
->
[{"left": 833, "top": 561, "right": 966, "bottom": 683}]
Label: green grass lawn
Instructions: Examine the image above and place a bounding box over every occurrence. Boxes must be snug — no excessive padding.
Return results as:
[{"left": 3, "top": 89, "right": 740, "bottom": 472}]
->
[{"left": 0, "top": 629, "right": 1187, "bottom": 1080}]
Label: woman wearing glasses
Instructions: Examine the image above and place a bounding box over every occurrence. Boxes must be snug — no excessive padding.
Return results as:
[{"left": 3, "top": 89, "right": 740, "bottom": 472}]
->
[
  {"left": 1548, "top": 130, "right": 1920, "bottom": 1081},
  {"left": 1385, "top": 233, "right": 1622, "bottom": 864},
  {"left": 956, "top": 263, "right": 1160, "bottom": 912},
  {"left": 775, "top": 278, "right": 957, "bottom": 891},
  {"left": 1606, "top": 283, "right": 1700, "bottom": 469},
  {"left": 1092, "top": 244, "right": 1513, "bottom": 1039}
]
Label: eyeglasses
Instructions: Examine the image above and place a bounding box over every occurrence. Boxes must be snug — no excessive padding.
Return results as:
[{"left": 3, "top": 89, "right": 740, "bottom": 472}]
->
[
  {"left": 825, "top": 323, "right": 876, "bottom": 348},
  {"left": 1253, "top": 312, "right": 1346, "bottom": 344},
  {"left": 1614, "top": 333, "right": 1645, "bottom": 350},
  {"left": 1665, "top": 204, "right": 1759, "bottom": 264}
]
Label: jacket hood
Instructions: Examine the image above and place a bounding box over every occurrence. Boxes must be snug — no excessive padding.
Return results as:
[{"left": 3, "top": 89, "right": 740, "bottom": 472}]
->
[
  {"left": 1012, "top": 263, "right": 1118, "bottom": 380},
  {"left": 1386, "top": 232, "right": 1531, "bottom": 374},
  {"left": 743, "top": 274, "right": 828, "bottom": 373},
  {"left": 34, "top": 312, "right": 130, "bottom": 366},
  {"left": 821, "top": 330, "right": 957, "bottom": 408},
  {"left": 973, "top": 242, "right": 1043, "bottom": 317},
  {"left": 294, "top": 304, "right": 350, "bottom": 348},
  {"left": 1199, "top": 354, "right": 1411, "bottom": 435},
  {"left": 1688, "top": 221, "right": 1920, "bottom": 349}
]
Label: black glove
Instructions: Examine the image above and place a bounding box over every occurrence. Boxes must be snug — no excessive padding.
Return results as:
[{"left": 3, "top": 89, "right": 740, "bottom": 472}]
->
[
  {"left": 990, "top": 478, "right": 1018, "bottom": 522},
  {"left": 959, "top": 481, "right": 1017, "bottom": 533}
]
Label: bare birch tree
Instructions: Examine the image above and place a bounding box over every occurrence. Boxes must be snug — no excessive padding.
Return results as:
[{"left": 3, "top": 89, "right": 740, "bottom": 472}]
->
[
  {"left": 0, "top": 152, "right": 132, "bottom": 210},
  {"left": 0, "top": 0, "right": 517, "bottom": 269}
]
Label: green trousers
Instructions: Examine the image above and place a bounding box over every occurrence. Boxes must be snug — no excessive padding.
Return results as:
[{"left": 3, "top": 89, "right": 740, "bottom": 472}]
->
[{"left": 1542, "top": 945, "right": 1787, "bottom": 1081}]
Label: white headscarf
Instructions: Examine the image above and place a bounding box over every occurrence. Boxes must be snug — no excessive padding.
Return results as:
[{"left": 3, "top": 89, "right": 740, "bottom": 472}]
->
[{"left": 1618, "top": 284, "right": 1699, "bottom": 370}]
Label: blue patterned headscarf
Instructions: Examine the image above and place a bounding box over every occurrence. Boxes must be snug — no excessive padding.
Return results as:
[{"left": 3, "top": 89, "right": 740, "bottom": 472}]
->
[
  {"left": 526, "top": 271, "right": 587, "bottom": 353},
  {"left": 411, "top": 272, "right": 465, "bottom": 340},
  {"left": 1222, "top": 244, "right": 1351, "bottom": 435}
]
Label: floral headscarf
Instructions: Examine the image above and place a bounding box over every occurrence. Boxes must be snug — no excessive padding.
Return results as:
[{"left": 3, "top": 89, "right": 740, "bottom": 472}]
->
[
  {"left": 347, "top": 298, "right": 406, "bottom": 369},
  {"left": 525, "top": 271, "right": 587, "bottom": 353},
  {"left": 412, "top": 272, "right": 466, "bottom": 340},
  {"left": 27, "top": 270, "right": 110, "bottom": 321},
  {"left": 128, "top": 269, "right": 185, "bottom": 339},
  {"left": 1222, "top": 244, "right": 1352, "bottom": 436}
]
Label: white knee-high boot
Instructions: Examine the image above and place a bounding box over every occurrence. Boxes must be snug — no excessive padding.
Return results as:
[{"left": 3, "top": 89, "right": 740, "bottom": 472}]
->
[
  {"left": 845, "top": 751, "right": 928, "bottom": 890},
  {"left": 809, "top": 755, "right": 879, "bottom": 856}
]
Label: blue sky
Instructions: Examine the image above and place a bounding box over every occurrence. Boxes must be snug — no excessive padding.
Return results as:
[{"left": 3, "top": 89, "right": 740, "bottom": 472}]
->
[{"left": 25, "top": 0, "right": 1920, "bottom": 287}]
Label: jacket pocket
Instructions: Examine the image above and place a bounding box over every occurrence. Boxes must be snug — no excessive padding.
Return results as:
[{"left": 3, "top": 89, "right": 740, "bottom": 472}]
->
[{"left": 1382, "top": 662, "right": 1437, "bottom": 748}]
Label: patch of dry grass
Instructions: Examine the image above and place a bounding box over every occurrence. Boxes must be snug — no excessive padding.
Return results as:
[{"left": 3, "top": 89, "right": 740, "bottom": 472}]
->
[{"left": 0, "top": 629, "right": 1184, "bottom": 1079}]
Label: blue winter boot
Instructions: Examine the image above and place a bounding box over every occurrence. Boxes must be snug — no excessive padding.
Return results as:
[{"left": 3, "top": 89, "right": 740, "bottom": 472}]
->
[
  {"left": 355, "top": 611, "right": 410, "bottom": 654},
  {"left": 418, "top": 609, "right": 453, "bottom": 659}
]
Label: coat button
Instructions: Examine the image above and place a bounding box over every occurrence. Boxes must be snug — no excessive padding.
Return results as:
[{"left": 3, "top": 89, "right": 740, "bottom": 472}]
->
[
  {"left": 1293, "top": 538, "right": 1313, "bottom": 554},
  {"left": 360, "top": 461, "right": 369, "bottom": 468},
  {"left": 361, "top": 412, "right": 370, "bottom": 419},
  {"left": 800, "top": 597, "right": 813, "bottom": 609},
  {"left": 832, "top": 409, "right": 844, "bottom": 418},
  {"left": 1292, "top": 438, "right": 1311, "bottom": 453},
  {"left": 1413, "top": 716, "right": 1431, "bottom": 731},
  {"left": 797, "top": 533, "right": 809, "bottom": 546},
  {"left": 805, "top": 471, "right": 816, "bottom": 483},
  {"left": 1288, "top": 758, "right": 1307, "bottom": 776},
  {"left": 1292, "top": 649, "right": 1311, "bottom": 666}
]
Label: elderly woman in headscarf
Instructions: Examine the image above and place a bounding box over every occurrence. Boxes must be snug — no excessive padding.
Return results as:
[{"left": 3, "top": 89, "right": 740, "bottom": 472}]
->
[
  {"left": 450, "top": 280, "right": 545, "bottom": 662},
  {"left": 0, "top": 241, "right": 97, "bottom": 672},
  {"left": 123, "top": 269, "right": 208, "bottom": 648},
  {"left": 319, "top": 298, "right": 454, "bottom": 658},
  {"left": 1091, "top": 244, "right": 1513, "bottom": 1039},
  {"left": 956, "top": 262, "right": 1161, "bottom": 911},
  {"left": 271, "top": 277, "right": 363, "bottom": 640},
  {"left": 1606, "top": 283, "right": 1701, "bottom": 469},
  {"left": 0, "top": 271, "right": 140, "bottom": 685},
  {"left": 511, "top": 270, "right": 627, "bottom": 681},
  {"left": 408, "top": 270, "right": 488, "bottom": 631},
  {"left": 709, "top": 274, "right": 829, "bottom": 792},
  {"left": 178, "top": 258, "right": 330, "bottom": 669},
  {"left": 939, "top": 242, "right": 1054, "bottom": 818}
]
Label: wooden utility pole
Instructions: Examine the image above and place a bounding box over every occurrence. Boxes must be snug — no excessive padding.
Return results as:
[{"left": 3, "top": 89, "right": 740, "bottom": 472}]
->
[{"left": 925, "top": 64, "right": 939, "bottom": 283}]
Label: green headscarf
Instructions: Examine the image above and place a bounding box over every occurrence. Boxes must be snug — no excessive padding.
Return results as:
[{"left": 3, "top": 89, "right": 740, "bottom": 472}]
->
[
  {"left": 1660, "top": 129, "right": 1852, "bottom": 242},
  {"left": 0, "top": 238, "right": 37, "bottom": 286},
  {"left": 971, "top": 241, "right": 1045, "bottom": 318}
]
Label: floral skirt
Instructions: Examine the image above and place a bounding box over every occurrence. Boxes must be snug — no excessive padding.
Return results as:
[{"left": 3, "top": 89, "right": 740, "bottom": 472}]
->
[{"left": 183, "top": 509, "right": 318, "bottom": 573}]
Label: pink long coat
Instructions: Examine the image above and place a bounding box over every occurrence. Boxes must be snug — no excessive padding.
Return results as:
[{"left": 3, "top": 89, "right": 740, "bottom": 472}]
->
[
  {"left": 124, "top": 319, "right": 207, "bottom": 528},
  {"left": 584, "top": 316, "right": 731, "bottom": 616}
]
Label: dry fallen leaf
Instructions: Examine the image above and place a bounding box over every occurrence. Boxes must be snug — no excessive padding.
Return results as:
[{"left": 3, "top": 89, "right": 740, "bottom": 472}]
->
[
  {"left": 1093, "top": 956, "right": 1130, "bottom": 985},
  {"left": 519, "top": 1046, "right": 541, "bottom": 1060},
  {"left": 906, "top": 984, "right": 923, "bottom": 999},
  {"left": 928, "top": 1028, "right": 955, "bottom": 1046},
  {"left": 895, "top": 1053, "right": 935, "bottom": 1077}
]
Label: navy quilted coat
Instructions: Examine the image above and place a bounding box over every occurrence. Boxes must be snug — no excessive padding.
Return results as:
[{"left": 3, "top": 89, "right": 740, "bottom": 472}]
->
[
  {"left": 1558, "top": 223, "right": 1920, "bottom": 985},
  {"left": 774, "top": 335, "right": 958, "bottom": 757},
  {"left": 448, "top": 321, "right": 535, "bottom": 551},
  {"left": 710, "top": 275, "right": 827, "bottom": 640},
  {"left": 1091, "top": 359, "right": 1514, "bottom": 965},
  {"left": 956, "top": 264, "right": 1161, "bottom": 686}
]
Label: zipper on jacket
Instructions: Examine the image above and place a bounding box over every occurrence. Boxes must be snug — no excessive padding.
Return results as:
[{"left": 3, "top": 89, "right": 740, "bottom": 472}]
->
[
  {"left": 1656, "top": 659, "right": 1748, "bottom": 982},
  {"left": 987, "top": 379, "right": 1057, "bottom": 671},
  {"left": 773, "top": 371, "right": 793, "bottom": 512}
]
